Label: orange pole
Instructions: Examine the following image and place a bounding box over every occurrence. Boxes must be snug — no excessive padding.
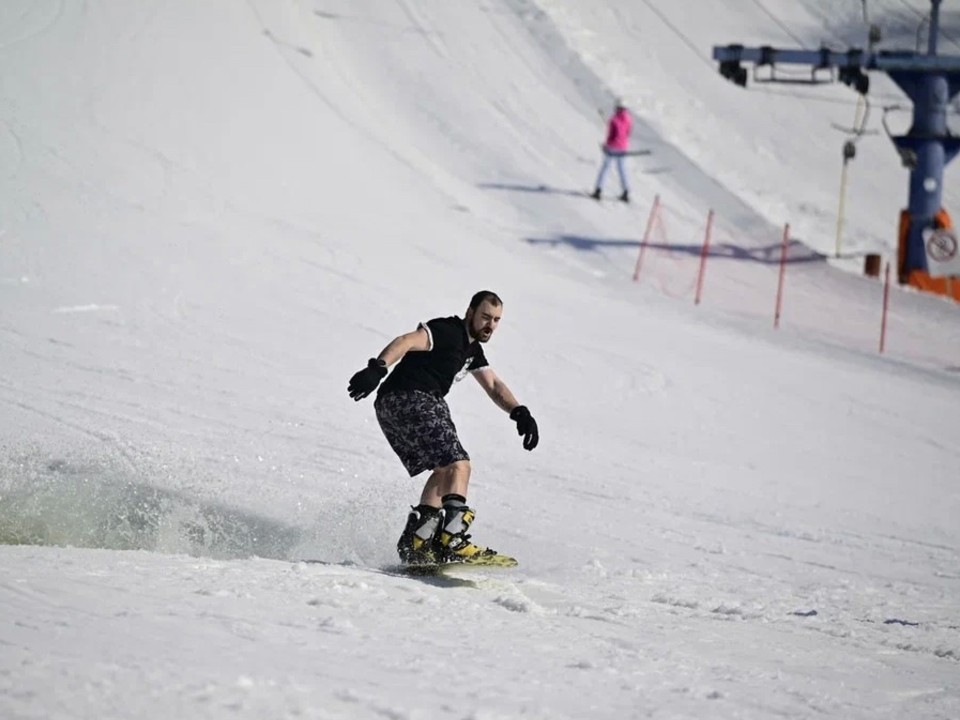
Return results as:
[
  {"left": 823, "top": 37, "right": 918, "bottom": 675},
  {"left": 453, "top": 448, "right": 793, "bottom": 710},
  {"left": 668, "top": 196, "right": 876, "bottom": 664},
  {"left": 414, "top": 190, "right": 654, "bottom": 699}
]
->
[
  {"left": 694, "top": 209, "right": 714, "bottom": 305},
  {"left": 774, "top": 223, "right": 790, "bottom": 328},
  {"left": 880, "top": 261, "right": 891, "bottom": 354},
  {"left": 633, "top": 194, "right": 660, "bottom": 281}
]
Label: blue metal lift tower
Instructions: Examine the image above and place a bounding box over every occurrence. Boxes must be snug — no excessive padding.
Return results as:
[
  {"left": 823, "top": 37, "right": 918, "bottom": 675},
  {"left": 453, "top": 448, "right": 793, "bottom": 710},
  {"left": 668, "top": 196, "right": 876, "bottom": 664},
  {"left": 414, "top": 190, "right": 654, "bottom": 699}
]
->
[{"left": 713, "top": 0, "right": 960, "bottom": 283}]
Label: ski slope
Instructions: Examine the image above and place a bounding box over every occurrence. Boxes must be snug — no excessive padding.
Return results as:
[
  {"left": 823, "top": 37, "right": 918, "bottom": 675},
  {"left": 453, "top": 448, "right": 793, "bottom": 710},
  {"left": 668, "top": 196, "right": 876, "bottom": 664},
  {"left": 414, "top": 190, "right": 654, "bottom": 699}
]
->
[{"left": 1, "top": 1, "right": 958, "bottom": 718}]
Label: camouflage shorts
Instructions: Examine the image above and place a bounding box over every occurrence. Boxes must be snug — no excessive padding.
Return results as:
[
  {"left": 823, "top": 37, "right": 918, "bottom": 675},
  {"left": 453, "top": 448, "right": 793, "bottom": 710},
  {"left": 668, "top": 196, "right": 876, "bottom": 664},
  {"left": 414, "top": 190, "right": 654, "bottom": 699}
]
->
[{"left": 374, "top": 390, "right": 469, "bottom": 477}]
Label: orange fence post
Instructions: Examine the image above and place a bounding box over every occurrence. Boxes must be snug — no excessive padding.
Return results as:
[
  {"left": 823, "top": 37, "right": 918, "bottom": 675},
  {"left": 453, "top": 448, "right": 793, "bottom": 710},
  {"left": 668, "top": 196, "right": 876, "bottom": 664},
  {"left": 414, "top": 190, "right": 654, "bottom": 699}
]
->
[
  {"left": 880, "top": 260, "right": 891, "bottom": 354},
  {"left": 633, "top": 194, "right": 660, "bottom": 281},
  {"left": 694, "top": 209, "right": 714, "bottom": 305},
  {"left": 774, "top": 223, "right": 790, "bottom": 328}
]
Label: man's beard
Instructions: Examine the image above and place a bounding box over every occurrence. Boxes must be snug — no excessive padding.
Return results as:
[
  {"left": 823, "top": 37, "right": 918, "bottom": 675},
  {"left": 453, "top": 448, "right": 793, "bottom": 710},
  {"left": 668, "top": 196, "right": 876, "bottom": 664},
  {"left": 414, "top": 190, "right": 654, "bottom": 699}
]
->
[{"left": 472, "top": 325, "right": 492, "bottom": 343}]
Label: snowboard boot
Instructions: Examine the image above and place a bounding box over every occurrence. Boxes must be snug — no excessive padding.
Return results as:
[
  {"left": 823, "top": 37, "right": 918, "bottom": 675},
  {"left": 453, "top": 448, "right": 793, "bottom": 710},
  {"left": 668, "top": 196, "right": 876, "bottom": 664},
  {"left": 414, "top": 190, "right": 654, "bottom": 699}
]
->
[
  {"left": 396, "top": 505, "right": 441, "bottom": 565},
  {"left": 436, "top": 503, "right": 501, "bottom": 564},
  {"left": 590, "top": 188, "right": 602, "bottom": 200},
  {"left": 619, "top": 190, "right": 630, "bottom": 203}
]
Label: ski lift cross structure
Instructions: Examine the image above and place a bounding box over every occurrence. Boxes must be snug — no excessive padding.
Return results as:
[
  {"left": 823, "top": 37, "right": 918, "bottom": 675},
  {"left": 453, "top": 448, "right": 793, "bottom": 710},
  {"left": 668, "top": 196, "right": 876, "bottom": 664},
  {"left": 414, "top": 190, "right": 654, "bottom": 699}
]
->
[{"left": 712, "top": 0, "right": 960, "bottom": 282}]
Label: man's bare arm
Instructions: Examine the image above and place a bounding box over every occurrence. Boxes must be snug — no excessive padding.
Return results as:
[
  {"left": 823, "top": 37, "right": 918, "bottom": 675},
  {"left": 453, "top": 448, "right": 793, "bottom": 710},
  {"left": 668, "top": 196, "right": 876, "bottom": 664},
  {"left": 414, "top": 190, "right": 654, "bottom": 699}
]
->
[
  {"left": 473, "top": 368, "right": 520, "bottom": 413},
  {"left": 376, "top": 327, "right": 431, "bottom": 367}
]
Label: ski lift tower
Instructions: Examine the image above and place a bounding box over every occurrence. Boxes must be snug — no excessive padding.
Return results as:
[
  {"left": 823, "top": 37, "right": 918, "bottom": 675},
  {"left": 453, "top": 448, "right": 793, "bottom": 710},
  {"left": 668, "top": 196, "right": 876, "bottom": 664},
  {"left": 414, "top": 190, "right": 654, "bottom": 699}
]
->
[{"left": 713, "top": 0, "right": 960, "bottom": 286}]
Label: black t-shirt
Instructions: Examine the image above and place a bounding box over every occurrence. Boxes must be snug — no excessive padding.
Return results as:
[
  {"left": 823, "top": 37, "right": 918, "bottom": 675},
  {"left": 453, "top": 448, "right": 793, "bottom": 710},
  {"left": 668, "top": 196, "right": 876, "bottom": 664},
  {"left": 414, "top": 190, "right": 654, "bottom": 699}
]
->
[{"left": 379, "top": 316, "right": 489, "bottom": 397}]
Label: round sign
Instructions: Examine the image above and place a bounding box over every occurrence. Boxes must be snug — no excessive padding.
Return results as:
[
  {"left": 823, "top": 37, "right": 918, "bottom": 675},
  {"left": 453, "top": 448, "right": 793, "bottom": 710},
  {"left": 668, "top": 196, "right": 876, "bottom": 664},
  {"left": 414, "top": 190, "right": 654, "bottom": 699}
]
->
[{"left": 927, "top": 229, "right": 958, "bottom": 262}]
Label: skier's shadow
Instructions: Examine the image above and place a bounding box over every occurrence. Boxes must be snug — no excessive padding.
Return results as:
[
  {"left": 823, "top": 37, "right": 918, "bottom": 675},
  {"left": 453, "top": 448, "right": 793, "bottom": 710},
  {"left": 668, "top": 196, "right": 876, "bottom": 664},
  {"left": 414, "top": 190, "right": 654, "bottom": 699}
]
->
[
  {"left": 477, "top": 182, "right": 587, "bottom": 198},
  {"left": 526, "top": 236, "right": 638, "bottom": 251}
]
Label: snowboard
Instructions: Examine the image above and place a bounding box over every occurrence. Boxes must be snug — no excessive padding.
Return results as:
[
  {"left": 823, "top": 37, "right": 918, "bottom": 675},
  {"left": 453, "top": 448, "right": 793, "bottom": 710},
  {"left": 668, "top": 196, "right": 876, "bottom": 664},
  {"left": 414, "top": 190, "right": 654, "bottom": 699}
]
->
[{"left": 397, "top": 553, "right": 518, "bottom": 577}]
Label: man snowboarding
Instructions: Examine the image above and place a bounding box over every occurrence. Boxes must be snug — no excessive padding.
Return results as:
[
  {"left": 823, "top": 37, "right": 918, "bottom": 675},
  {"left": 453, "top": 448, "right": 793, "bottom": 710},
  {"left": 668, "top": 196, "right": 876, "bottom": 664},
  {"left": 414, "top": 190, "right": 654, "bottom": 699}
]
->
[
  {"left": 347, "top": 291, "right": 539, "bottom": 566},
  {"left": 591, "top": 100, "right": 633, "bottom": 202}
]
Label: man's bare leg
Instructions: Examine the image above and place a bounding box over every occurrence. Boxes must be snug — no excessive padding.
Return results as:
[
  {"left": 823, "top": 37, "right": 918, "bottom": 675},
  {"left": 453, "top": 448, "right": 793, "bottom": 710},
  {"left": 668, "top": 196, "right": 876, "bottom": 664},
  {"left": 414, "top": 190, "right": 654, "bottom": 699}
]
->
[{"left": 418, "top": 460, "right": 471, "bottom": 507}]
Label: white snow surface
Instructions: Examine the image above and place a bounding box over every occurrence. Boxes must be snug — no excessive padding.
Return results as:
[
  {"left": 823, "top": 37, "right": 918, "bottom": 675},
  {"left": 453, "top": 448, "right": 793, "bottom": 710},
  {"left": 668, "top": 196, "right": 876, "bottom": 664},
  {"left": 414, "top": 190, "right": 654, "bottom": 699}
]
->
[{"left": 1, "top": 1, "right": 959, "bottom": 718}]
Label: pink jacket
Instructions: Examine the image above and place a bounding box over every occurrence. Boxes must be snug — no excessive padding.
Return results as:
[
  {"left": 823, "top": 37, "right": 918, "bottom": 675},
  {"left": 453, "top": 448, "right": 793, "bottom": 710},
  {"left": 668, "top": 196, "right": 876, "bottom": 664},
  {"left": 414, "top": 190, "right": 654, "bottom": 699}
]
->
[{"left": 604, "top": 108, "right": 632, "bottom": 151}]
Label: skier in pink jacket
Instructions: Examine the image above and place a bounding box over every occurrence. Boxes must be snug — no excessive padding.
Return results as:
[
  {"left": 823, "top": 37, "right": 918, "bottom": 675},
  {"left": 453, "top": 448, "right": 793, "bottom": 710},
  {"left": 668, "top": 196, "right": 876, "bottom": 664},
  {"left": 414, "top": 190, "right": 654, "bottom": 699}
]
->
[{"left": 591, "top": 101, "right": 633, "bottom": 203}]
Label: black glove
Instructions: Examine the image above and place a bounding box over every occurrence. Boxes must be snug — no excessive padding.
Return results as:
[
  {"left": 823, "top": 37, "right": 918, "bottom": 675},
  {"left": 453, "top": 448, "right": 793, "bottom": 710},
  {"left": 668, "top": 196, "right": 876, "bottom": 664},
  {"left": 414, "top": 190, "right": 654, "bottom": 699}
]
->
[
  {"left": 348, "top": 358, "right": 388, "bottom": 401},
  {"left": 509, "top": 405, "right": 539, "bottom": 451}
]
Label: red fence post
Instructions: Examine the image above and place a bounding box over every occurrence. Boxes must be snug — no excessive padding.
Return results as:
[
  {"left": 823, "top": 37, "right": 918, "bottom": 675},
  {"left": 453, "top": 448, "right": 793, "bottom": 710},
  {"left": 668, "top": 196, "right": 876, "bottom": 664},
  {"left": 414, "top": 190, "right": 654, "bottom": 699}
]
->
[
  {"left": 774, "top": 223, "right": 790, "bottom": 328},
  {"left": 633, "top": 194, "right": 660, "bottom": 281},
  {"left": 880, "top": 260, "right": 891, "bottom": 353},
  {"left": 694, "top": 209, "right": 714, "bottom": 305}
]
